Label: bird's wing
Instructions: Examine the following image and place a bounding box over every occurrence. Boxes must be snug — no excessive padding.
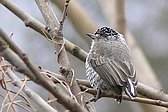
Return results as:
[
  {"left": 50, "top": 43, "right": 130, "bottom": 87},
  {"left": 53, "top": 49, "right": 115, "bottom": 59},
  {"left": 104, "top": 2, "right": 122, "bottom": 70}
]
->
[{"left": 89, "top": 55, "right": 137, "bottom": 87}]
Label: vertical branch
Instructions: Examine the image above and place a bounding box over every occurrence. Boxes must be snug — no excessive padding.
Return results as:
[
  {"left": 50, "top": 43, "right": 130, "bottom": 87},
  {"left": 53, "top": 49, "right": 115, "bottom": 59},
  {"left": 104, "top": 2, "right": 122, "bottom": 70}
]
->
[
  {"left": 35, "top": 0, "right": 88, "bottom": 110},
  {"left": 58, "top": 0, "right": 70, "bottom": 32}
]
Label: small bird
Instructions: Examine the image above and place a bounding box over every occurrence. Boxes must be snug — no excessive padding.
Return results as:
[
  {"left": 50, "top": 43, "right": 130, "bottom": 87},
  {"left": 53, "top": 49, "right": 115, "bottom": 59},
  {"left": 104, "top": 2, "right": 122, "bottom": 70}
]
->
[{"left": 85, "top": 26, "right": 138, "bottom": 103}]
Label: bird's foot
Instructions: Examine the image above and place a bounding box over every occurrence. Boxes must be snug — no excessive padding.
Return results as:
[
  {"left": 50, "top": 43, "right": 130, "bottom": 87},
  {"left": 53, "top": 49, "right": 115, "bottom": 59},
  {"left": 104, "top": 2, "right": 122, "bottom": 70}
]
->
[{"left": 115, "top": 95, "right": 122, "bottom": 104}]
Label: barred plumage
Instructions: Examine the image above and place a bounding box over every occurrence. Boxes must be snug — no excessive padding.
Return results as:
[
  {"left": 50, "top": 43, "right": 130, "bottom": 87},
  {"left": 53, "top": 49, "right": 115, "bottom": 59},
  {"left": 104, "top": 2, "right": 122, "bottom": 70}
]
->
[{"left": 85, "top": 26, "right": 138, "bottom": 103}]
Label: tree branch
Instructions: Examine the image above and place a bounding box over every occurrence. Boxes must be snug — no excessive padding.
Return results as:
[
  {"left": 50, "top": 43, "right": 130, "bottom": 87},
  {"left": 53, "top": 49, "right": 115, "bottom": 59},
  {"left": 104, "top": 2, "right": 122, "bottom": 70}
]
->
[
  {"left": 4, "top": 67, "right": 58, "bottom": 112},
  {"left": 34, "top": 0, "right": 88, "bottom": 110},
  {"left": 39, "top": 69, "right": 168, "bottom": 108},
  {"left": 0, "top": 0, "right": 87, "bottom": 62},
  {"left": 0, "top": 27, "right": 86, "bottom": 112}
]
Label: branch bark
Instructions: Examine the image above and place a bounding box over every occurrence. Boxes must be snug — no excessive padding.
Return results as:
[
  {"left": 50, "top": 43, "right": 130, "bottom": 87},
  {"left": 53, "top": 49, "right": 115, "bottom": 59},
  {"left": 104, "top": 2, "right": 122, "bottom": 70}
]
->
[
  {"left": 38, "top": 69, "right": 168, "bottom": 108},
  {"left": 34, "top": 0, "right": 88, "bottom": 110},
  {"left": 0, "top": 27, "right": 86, "bottom": 112}
]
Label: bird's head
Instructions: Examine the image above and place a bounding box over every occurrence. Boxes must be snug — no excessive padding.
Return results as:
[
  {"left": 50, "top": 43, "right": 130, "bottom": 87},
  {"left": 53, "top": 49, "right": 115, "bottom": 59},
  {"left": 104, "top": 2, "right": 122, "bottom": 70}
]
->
[{"left": 86, "top": 26, "right": 125, "bottom": 42}]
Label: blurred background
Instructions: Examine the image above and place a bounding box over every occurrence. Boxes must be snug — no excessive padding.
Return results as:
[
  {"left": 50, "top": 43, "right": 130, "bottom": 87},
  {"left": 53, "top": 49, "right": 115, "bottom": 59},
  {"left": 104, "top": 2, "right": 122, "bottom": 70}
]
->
[{"left": 0, "top": 0, "right": 168, "bottom": 112}]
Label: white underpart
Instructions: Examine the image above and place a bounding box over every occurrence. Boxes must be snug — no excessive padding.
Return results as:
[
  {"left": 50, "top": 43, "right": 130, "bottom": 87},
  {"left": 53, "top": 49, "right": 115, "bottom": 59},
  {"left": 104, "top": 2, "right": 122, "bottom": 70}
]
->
[{"left": 85, "top": 40, "right": 101, "bottom": 90}]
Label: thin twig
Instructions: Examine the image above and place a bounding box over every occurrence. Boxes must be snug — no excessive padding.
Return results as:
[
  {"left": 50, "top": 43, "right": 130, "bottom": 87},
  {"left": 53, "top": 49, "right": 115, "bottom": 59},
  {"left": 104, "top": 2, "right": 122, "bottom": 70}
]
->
[
  {"left": 58, "top": 0, "right": 70, "bottom": 32},
  {"left": 12, "top": 101, "right": 32, "bottom": 112},
  {"left": 43, "top": 70, "right": 77, "bottom": 102},
  {"left": 1, "top": 70, "right": 16, "bottom": 112},
  {"left": 6, "top": 66, "right": 57, "bottom": 112}
]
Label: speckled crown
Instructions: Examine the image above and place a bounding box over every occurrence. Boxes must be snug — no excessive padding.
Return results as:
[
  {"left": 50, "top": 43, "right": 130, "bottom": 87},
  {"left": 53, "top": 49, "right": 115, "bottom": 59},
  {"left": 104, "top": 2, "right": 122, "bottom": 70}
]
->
[{"left": 95, "top": 27, "right": 118, "bottom": 38}]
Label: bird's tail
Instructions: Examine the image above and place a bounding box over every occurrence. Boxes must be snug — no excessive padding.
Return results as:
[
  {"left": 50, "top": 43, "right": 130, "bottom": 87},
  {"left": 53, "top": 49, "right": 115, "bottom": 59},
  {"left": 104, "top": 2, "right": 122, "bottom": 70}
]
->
[{"left": 124, "top": 78, "right": 137, "bottom": 99}]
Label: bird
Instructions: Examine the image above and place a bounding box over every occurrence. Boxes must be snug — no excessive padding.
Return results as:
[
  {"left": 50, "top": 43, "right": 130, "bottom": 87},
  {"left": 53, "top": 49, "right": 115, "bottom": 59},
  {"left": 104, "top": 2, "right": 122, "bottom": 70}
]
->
[{"left": 85, "top": 26, "right": 138, "bottom": 103}]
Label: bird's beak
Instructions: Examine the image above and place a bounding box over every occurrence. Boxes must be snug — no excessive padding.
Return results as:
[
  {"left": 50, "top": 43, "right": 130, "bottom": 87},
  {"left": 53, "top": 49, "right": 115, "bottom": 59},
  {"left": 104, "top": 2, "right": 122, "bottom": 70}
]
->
[{"left": 86, "top": 33, "right": 95, "bottom": 39}]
